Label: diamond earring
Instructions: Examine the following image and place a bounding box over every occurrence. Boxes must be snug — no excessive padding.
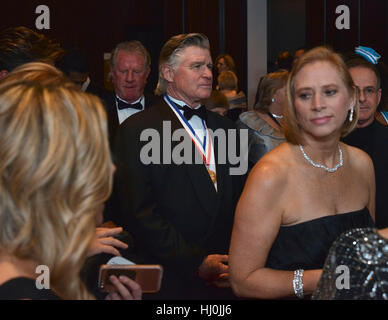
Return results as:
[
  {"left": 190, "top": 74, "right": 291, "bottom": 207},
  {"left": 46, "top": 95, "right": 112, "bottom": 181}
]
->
[
  {"left": 272, "top": 98, "right": 275, "bottom": 103},
  {"left": 349, "top": 106, "right": 354, "bottom": 122}
]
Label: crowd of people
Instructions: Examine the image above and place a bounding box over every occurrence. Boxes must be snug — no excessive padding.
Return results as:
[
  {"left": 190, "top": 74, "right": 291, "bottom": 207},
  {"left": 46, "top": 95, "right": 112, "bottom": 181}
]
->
[{"left": 0, "top": 26, "right": 387, "bottom": 300}]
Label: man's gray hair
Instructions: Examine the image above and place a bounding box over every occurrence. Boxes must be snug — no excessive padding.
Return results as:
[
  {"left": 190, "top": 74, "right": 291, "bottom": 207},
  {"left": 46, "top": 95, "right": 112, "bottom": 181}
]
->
[
  {"left": 155, "top": 33, "right": 210, "bottom": 96},
  {"left": 110, "top": 40, "right": 151, "bottom": 70}
]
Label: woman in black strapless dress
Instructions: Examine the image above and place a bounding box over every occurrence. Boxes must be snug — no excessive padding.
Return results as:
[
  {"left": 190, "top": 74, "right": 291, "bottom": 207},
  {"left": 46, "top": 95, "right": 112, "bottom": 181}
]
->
[{"left": 229, "top": 47, "right": 375, "bottom": 300}]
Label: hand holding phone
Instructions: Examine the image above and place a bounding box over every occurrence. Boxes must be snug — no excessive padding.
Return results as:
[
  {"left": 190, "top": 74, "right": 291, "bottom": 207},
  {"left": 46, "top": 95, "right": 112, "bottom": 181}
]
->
[
  {"left": 98, "top": 264, "right": 163, "bottom": 293},
  {"left": 104, "top": 274, "right": 142, "bottom": 300}
]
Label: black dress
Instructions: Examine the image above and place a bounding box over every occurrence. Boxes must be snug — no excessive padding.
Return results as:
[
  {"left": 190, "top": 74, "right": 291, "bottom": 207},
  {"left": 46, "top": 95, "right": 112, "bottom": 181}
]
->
[
  {"left": 265, "top": 207, "right": 374, "bottom": 271},
  {"left": 0, "top": 277, "right": 60, "bottom": 300}
]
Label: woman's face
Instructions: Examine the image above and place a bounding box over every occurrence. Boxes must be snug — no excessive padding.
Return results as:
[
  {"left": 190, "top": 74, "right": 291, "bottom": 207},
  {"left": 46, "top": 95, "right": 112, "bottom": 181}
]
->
[
  {"left": 273, "top": 86, "right": 286, "bottom": 105},
  {"left": 216, "top": 58, "right": 229, "bottom": 74},
  {"left": 293, "top": 60, "right": 354, "bottom": 141}
]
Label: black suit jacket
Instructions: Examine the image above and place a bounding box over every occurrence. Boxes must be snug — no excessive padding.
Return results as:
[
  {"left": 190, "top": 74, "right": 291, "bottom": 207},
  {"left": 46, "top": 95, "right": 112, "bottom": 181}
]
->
[
  {"left": 111, "top": 98, "right": 247, "bottom": 299},
  {"left": 343, "top": 120, "right": 388, "bottom": 228},
  {"left": 101, "top": 91, "right": 159, "bottom": 153}
]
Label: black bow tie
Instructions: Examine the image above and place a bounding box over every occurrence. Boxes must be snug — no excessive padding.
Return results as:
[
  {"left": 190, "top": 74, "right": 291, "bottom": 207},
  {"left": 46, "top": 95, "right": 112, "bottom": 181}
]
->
[
  {"left": 116, "top": 98, "right": 143, "bottom": 110},
  {"left": 178, "top": 105, "right": 207, "bottom": 121}
]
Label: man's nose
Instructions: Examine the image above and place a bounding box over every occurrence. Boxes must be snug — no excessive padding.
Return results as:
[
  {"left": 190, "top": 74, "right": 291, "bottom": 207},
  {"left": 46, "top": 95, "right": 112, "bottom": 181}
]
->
[
  {"left": 203, "top": 67, "right": 212, "bottom": 79},
  {"left": 125, "top": 71, "right": 134, "bottom": 82},
  {"left": 358, "top": 88, "right": 366, "bottom": 102}
]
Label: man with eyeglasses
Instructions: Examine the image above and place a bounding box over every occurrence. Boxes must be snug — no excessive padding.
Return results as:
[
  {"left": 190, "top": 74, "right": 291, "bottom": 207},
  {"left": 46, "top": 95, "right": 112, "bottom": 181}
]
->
[{"left": 342, "top": 56, "right": 388, "bottom": 228}]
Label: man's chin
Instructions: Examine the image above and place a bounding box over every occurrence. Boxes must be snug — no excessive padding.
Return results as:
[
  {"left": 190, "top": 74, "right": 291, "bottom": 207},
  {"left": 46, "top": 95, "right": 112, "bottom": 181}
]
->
[
  {"left": 357, "top": 115, "right": 375, "bottom": 127},
  {"left": 120, "top": 93, "right": 140, "bottom": 103},
  {"left": 199, "top": 88, "right": 212, "bottom": 99}
]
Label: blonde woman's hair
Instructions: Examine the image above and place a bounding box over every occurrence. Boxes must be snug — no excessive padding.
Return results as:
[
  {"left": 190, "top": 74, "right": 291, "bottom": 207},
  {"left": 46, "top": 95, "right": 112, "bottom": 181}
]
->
[
  {"left": 253, "top": 69, "right": 289, "bottom": 112},
  {"left": 3, "top": 62, "right": 72, "bottom": 87},
  {"left": 284, "top": 46, "right": 359, "bottom": 145},
  {"left": 0, "top": 67, "right": 112, "bottom": 299}
]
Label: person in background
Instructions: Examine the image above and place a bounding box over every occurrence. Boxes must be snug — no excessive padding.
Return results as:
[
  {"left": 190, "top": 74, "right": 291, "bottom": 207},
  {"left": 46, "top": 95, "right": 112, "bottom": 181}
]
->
[
  {"left": 103, "top": 40, "right": 158, "bottom": 153},
  {"left": 202, "top": 90, "right": 229, "bottom": 116},
  {"left": 58, "top": 48, "right": 105, "bottom": 97},
  {"left": 293, "top": 47, "right": 306, "bottom": 66},
  {"left": 215, "top": 53, "right": 236, "bottom": 76},
  {"left": 275, "top": 51, "right": 293, "bottom": 71},
  {"left": 0, "top": 63, "right": 141, "bottom": 300},
  {"left": 217, "top": 70, "right": 247, "bottom": 121},
  {"left": 229, "top": 47, "right": 375, "bottom": 300},
  {"left": 0, "top": 26, "right": 63, "bottom": 79},
  {"left": 236, "top": 70, "right": 288, "bottom": 170},
  {"left": 342, "top": 47, "right": 388, "bottom": 229},
  {"left": 0, "top": 27, "right": 130, "bottom": 263}
]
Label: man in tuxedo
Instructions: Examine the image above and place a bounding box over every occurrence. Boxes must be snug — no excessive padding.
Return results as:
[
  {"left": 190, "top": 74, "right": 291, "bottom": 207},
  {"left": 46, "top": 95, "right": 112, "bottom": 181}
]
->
[
  {"left": 112, "top": 33, "right": 247, "bottom": 299},
  {"left": 343, "top": 56, "right": 388, "bottom": 228},
  {"left": 103, "top": 40, "right": 158, "bottom": 152}
]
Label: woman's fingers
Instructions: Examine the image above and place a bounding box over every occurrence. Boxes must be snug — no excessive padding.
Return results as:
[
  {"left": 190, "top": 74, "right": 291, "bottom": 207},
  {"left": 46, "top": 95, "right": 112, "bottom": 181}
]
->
[{"left": 106, "top": 275, "right": 142, "bottom": 300}]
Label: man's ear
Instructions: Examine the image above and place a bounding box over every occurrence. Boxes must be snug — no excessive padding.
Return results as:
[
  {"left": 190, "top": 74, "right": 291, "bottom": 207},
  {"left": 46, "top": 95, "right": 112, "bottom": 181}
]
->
[
  {"left": 162, "top": 65, "right": 174, "bottom": 83},
  {"left": 0, "top": 70, "right": 9, "bottom": 80}
]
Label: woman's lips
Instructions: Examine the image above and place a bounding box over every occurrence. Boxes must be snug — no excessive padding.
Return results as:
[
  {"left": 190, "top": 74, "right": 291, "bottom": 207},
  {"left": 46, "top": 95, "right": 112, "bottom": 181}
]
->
[{"left": 311, "top": 116, "right": 332, "bottom": 125}]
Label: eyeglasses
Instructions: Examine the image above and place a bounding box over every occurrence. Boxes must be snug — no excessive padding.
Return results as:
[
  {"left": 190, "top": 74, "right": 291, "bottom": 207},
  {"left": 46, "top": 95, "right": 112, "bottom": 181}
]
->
[{"left": 355, "top": 86, "right": 379, "bottom": 97}]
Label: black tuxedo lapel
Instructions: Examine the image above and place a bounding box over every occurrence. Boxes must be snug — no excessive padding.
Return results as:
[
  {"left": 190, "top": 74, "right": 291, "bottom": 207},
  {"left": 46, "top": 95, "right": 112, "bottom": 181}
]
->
[
  {"left": 101, "top": 93, "right": 119, "bottom": 152},
  {"left": 107, "top": 93, "right": 119, "bottom": 129},
  {"left": 158, "top": 100, "right": 218, "bottom": 218},
  {"left": 144, "top": 92, "right": 160, "bottom": 110}
]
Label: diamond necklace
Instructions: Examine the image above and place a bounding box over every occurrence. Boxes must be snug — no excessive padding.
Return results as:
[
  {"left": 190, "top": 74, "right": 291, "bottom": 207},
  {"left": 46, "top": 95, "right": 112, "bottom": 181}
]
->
[{"left": 299, "top": 144, "right": 343, "bottom": 173}]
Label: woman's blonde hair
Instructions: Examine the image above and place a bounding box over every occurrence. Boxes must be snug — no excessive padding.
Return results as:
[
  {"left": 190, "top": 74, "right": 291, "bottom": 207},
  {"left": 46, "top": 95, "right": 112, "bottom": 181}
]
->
[
  {"left": 3, "top": 61, "right": 71, "bottom": 86},
  {"left": 0, "top": 65, "right": 113, "bottom": 299},
  {"left": 284, "top": 46, "right": 359, "bottom": 145}
]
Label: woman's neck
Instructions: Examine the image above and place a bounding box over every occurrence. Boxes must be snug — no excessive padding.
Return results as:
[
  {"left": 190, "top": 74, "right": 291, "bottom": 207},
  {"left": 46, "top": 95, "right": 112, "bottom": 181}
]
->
[
  {"left": 256, "top": 110, "right": 282, "bottom": 131},
  {"left": 0, "top": 253, "right": 38, "bottom": 286},
  {"left": 268, "top": 103, "right": 283, "bottom": 117},
  {"left": 298, "top": 133, "right": 342, "bottom": 166},
  {"left": 221, "top": 89, "right": 237, "bottom": 98}
]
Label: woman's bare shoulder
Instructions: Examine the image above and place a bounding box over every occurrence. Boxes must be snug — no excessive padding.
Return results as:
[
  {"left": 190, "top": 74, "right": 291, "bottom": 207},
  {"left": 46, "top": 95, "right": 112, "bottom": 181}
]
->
[
  {"left": 343, "top": 143, "right": 374, "bottom": 171},
  {"left": 247, "top": 143, "right": 293, "bottom": 191}
]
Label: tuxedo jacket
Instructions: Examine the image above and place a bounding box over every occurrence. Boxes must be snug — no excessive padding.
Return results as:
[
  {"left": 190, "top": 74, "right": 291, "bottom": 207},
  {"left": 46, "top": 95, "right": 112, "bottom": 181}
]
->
[
  {"left": 101, "top": 91, "right": 159, "bottom": 153},
  {"left": 111, "top": 98, "right": 247, "bottom": 299},
  {"left": 343, "top": 120, "right": 388, "bottom": 228}
]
